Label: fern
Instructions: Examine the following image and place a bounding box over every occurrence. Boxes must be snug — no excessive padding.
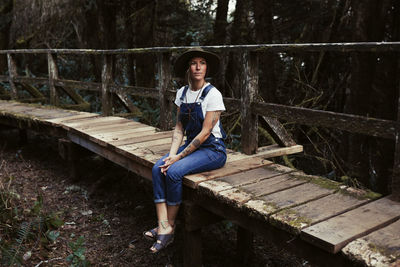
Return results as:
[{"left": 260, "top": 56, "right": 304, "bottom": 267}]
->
[{"left": 1, "top": 221, "right": 31, "bottom": 266}]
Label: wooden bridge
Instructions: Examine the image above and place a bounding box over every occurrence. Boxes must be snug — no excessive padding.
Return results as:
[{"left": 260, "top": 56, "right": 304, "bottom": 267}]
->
[{"left": 0, "top": 43, "right": 400, "bottom": 266}]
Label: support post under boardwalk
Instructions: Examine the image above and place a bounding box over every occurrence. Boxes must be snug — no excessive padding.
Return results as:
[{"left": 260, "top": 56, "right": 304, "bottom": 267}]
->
[
  {"left": 7, "top": 54, "right": 18, "bottom": 99},
  {"left": 101, "top": 55, "right": 113, "bottom": 116},
  {"left": 183, "top": 201, "right": 206, "bottom": 267},
  {"left": 47, "top": 53, "right": 60, "bottom": 106},
  {"left": 157, "top": 52, "right": 173, "bottom": 130},
  {"left": 237, "top": 226, "right": 254, "bottom": 264},
  {"left": 392, "top": 75, "right": 400, "bottom": 201},
  {"left": 241, "top": 51, "right": 259, "bottom": 154}
]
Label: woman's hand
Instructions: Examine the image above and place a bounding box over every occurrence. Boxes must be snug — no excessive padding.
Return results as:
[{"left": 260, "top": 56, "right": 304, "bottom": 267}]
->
[{"left": 159, "top": 154, "right": 181, "bottom": 174}]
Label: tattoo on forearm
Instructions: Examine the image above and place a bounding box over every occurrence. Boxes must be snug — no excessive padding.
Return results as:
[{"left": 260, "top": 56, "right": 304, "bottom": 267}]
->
[{"left": 180, "top": 138, "right": 201, "bottom": 158}]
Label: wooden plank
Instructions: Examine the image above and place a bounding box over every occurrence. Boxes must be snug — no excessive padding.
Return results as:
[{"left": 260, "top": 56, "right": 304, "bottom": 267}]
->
[
  {"left": 70, "top": 117, "right": 131, "bottom": 130},
  {"left": 87, "top": 126, "right": 155, "bottom": 137},
  {"left": 342, "top": 219, "right": 400, "bottom": 266},
  {"left": 224, "top": 144, "right": 302, "bottom": 162},
  {"left": 45, "top": 113, "right": 99, "bottom": 124},
  {"left": 301, "top": 197, "right": 400, "bottom": 253},
  {"left": 201, "top": 164, "right": 295, "bottom": 196},
  {"left": 62, "top": 116, "right": 122, "bottom": 128},
  {"left": 261, "top": 116, "right": 297, "bottom": 147},
  {"left": 73, "top": 119, "right": 140, "bottom": 132},
  {"left": 255, "top": 144, "right": 303, "bottom": 158},
  {"left": 241, "top": 182, "right": 335, "bottom": 223},
  {"left": 184, "top": 157, "right": 272, "bottom": 189},
  {"left": 116, "top": 137, "right": 172, "bottom": 151},
  {"left": 258, "top": 182, "right": 334, "bottom": 210},
  {"left": 239, "top": 171, "right": 308, "bottom": 197},
  {"left": 270, "top": 192, "right": 370, "bottom": 235},
  {"left": 1, "top": 105, "right": 37, "bottom": 113},
  {"left": 109, "top": 131, "right": 173, "bottom": 146},
  {"left": 89, "top": 129, "right": 157, "bottom": 145}
]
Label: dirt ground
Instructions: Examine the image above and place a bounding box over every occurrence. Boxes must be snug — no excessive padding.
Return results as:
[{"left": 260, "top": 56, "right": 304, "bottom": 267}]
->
[{"left": 0, "top": 128, "right": 309, "bottom": 267}]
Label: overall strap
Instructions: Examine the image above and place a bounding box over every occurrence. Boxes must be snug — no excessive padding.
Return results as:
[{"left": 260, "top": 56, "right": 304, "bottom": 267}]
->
[
  {"left": 199, "top": 84, "right": 215, "bottom": 101},
  {"left": 179, "top": 85, "right": 189, "bottom": 101}
]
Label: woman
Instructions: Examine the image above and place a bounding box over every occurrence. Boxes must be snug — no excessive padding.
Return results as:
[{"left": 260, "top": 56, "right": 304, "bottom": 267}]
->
[{"left": 143, "top": 48, "right": 227, "bottom": 253}]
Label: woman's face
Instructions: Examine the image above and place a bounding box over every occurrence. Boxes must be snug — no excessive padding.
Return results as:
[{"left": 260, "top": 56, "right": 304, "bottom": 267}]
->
[{"left": 189, "top": 57, "right": 207, "bottom": 82}]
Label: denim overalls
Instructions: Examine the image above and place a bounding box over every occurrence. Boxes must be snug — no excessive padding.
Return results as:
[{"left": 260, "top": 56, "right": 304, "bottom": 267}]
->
[{"left": 152, "top": 84, "right": 227, "bottom": 205}]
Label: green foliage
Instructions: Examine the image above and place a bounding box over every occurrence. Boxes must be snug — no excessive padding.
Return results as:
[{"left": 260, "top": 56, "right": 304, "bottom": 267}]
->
[
  {"left": 0, "top": 174, "right": 64, "bottom": 266},
  {"left": 66, "top": 236, "right": 90, "bottom": 267}
]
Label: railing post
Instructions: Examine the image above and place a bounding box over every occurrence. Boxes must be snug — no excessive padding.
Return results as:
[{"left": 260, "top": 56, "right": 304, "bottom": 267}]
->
[
  {"left": 47, "top": 53, "right": 60, "bottom": 106},
  {"left": 101, "top": 54, "right": 113, "bottom": 116},
  {"left": 157, "top": 52, "right": 173, "bottom": 130},
  {"left": 7, "top": 53, "right": 18, "bottom": 99},
  {"left": 241, "top": 51, "right": 259, "bottom": 155}
]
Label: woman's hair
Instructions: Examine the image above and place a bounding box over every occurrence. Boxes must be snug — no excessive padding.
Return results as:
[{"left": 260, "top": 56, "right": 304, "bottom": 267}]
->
[{"left": 185, "top": 58, "right": 208, "bottom": 88}]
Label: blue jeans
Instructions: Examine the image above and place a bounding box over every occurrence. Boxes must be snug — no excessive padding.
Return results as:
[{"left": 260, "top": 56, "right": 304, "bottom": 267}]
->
[{"left": 152, "top": 143, "right": 226, "bottom": 205}]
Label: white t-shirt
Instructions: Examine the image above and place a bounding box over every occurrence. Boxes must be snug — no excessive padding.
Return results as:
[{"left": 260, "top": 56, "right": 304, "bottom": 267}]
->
[{"left": 174, "top": 83, "right": 225, "bottom": 138}]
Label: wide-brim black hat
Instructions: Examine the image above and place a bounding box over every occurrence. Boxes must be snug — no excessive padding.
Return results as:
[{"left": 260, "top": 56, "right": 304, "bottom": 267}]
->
[{"left": 174, "top": 48, "right": 220, "bottom": 78}]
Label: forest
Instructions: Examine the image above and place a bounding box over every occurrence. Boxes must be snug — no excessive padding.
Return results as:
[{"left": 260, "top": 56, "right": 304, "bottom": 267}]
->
[{"left": 1, "top": 0, "right": 400, "bottom": 198}]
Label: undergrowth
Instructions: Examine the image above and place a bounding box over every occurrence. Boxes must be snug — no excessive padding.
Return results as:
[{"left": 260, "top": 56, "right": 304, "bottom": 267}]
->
[{"left": 0, "top": 160, "right": 64, "bottom": 266}]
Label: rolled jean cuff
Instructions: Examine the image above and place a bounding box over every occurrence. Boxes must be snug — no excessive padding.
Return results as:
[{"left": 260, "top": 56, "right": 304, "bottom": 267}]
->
[
  {"left": 154, "top": 199, "right": 166, "bottom": 204},
  {"left": 167, "top": 200, "right": 181, "bottom": 206}
]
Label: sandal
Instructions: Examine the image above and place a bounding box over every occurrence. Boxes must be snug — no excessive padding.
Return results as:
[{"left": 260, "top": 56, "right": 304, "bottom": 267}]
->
[
  {"left": 143, "top": 227, "right": 158, "bottom": 241},
  {"left": 150, "top": 233, "right": 174, "bottom": 253}
]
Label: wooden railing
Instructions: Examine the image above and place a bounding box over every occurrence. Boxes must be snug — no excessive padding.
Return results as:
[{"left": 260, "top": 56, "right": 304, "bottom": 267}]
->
[{"left": 0, "top": 42, "right": 399, "bottom": 198}]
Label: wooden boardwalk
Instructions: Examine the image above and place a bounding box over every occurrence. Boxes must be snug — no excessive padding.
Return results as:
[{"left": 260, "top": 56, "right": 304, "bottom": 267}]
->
[{"left": 1, "top": 100, "right": 399, "bottom": 267}]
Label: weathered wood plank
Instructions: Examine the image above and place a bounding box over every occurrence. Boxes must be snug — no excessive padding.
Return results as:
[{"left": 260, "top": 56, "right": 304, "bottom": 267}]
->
[
  {"left": 115, "top": 137, "right": 172, "bottom": 151},
  {"left": 270, "top": 192, "right": 370, "bottom": 235},
  {"left": 72, "top": 119, "right": 140, "bottom": 132},
  {"left": 260, "top": 116, "right": 297, "bottom": 147},
  {"left": 342, "top": 219, "right": 400, "bottom": 266},
  {"left": 89, "top": 129, "right": 157, "bottom": 144},
  {"left": 224, "top": 144, "right": 302, "bottom": 162},
  {"left": 62, "top": 116, "right": 122, "bottom": 128},
  {"left": 83, "top": 125, "right": 153, "bottom": 136},
  {"left": 200, "top": 165, "right": 296, "bottom": 198},
  {"left": 184, "top": 157, "right": 272, "bottom": 189},
  {"left": 241, "top": 51, "right": 258, "bottom": 154},
  {"left": 45, "top": 113, "right": 99, "bottom": 124},
  {"left": 109, "top": 131, "right": 173, "bottom": 147},
  {"left": 241, "top": 181, "right": 336, "bottom": 223},
  {"left": 301, "top": 197, "right": 400, "bottom": 253},
  {"left": 239, "top": 172, "right": 308, "bottom": 197}
]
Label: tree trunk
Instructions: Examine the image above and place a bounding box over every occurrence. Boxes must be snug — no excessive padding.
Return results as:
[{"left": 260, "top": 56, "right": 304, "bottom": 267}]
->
[
  {"left": 0, "top": 0, "right": 12, "bottom": 73},
  {"left": 213, "top": 0, "right": 229, "bottom": 94},
  {"left": 252, "top": 0, "right": 276, "bottom": 103},
  {"left": 226, "top": 0, "right": 248, "bottom": 98}
]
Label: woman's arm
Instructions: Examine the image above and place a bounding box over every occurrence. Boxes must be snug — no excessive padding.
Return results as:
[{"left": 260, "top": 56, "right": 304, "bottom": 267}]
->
[
  {"left": 169, "top": 107, "right": 184, "bottom": 156},
  {"left": 178, "top": 110, "right": 221, "bottom": 158},
  {"left": 159, "top": 110, "right": 221, "bottom": 173}
]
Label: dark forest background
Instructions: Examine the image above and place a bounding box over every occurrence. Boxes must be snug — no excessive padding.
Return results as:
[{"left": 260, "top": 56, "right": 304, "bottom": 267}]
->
[{"left": 0, "top": 0, "right": 399, "bottom": 195}]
